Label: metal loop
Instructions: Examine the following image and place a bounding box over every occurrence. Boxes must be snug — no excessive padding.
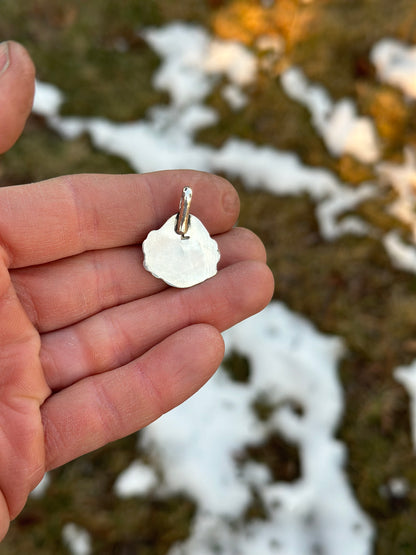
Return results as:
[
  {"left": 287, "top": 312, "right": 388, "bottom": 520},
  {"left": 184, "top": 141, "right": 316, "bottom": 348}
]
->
[{"left": 175, "top": 186, "right": 192, "bottom": 238}]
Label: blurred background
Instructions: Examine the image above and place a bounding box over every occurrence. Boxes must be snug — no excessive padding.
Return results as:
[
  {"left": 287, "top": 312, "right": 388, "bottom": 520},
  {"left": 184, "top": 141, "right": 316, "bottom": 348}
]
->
[{"left": 1, "top": 1, "right": 416, "bottom": 553}]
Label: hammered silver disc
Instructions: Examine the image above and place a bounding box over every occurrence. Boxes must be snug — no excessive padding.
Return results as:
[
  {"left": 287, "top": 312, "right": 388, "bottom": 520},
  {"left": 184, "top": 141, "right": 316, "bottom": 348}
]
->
[{"left": 142, "top": 214, "right": 220, "bottom": 288}]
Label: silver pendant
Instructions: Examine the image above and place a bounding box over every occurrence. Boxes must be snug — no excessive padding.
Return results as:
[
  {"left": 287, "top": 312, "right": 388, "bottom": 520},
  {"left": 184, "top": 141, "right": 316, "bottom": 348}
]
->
[{"left": 142, "top": 187, "right": 220, "bottom": 288}]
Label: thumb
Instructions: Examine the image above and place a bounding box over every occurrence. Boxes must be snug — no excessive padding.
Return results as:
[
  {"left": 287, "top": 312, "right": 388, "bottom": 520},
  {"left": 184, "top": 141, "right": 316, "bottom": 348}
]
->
[{"left": 0, "top": 41, "right": 35, "bottom": 154}]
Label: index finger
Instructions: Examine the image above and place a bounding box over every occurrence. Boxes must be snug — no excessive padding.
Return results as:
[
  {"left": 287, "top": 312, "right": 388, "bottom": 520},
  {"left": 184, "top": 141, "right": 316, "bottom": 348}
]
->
[{"left": 0, "top": 170, "right": 240, "bottom": 268}]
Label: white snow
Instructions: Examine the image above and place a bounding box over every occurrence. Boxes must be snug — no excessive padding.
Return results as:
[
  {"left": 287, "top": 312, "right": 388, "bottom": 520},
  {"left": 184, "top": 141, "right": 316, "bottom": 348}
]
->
[
  {"left": 62, "top": 523, "right": 91, "bottom": 555},
  {"left": 30, "top": 473, "right": 51, "bottom": 499},
  {"left": 222, "top": 84, "right": 248, "bottom": 110},
  {"left": 33, "top": 81, "right": 64, "bottom": 118},
  {"left": 388, "top": 477, "right": 409, "bottom": 498},
  {"left": 395, "top": 360, "right": 416, "bottom": 450},
  {"left": 142, "top": 303, "right": 373, "bottom": 554},
  {"left": 376, "top": 148, "right": 416, "bottom": 274},
  {"left": 256, "top": 34, "right": 285, "bottom": 73},
  {"left": 379, "top": 477, "right": 410, "bottom": 499},
  {"left": 203, "top": 39, "right": 257, "bottom": 87},
  {"left": 378, "top": 148, "right": 416, "bottom": 242},
  {"left": 240, "top": 461, "right": 272, "bottom": 488},
  {"left": 371, "top": 38, "right": 416, "bottom": 99},
  {"left": 255, "top": 34, "right": 285, "bottom": 56},
  {"left": 281, "top": 67, "right": 380, "bottom": 164},
  {"left": 113, "top": 460, "right": 158, "bottom": 498},
  {"left": 143, "top": 23, "right": 256, "bottom": 106},
  {"left": 143, "top": 24, "right": 213, "bottom": 108},
  {"left": 383, "top": 231, "right": 416, "bottom": 274}
]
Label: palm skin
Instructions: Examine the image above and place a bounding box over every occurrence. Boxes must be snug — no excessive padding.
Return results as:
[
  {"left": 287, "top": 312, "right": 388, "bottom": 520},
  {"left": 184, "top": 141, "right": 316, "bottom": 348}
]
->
[{"left": 0, "top": 42, "right": 274, "bottom": 540}]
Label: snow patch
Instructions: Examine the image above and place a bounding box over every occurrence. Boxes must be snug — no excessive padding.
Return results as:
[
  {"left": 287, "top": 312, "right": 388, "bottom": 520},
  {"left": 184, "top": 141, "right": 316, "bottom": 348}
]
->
[
  {"left": 383, "top": 232, "right": 416, "bottom": 274},
  {"left": 114, "top": 460, "right": 158, "bottom": 498},
  {"left": 142, "top": 302, "right": 374, "bottom": 554},
  {"left": 222, "top": 84, "right": 248, "bottom": 110},
  {"left": 371, "top": 38, "right": 416, "bottom": 99},
  {"left": 395, "top": 360, "right": 416, "bottom": 450},
  {"left": 281, "top": 67, "right": 380, "bottom": 164},
  {"left": 379, "top": 477, "right": 410, "bottom": 500},
  {"left": 144, "top": 23, "right": 256, "bottom": 108},
  {"left": 212, "top": 138, "right": 376, "bottom": 239},
  {"left": 378, "top": 148, "right": 416, "bottom": 242},
  {"left": 62, "top": 523, "right": 91, "bottom": 555},
  {"left": 33, "top": 81, "right": 64, "bottom": 118},
  {"left": 30, "top": 473, "right": 51, "bottom": 499}
]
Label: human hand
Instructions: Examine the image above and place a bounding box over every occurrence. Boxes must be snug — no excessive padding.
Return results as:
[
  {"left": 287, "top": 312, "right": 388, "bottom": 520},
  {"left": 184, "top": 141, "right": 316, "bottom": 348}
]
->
[{"left": 0, "top": 42, "right": 274, "bottom": 540}]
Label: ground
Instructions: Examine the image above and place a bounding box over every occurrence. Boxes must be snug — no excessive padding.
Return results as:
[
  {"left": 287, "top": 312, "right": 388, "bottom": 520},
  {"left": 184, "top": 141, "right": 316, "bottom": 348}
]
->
[{"left": 1, "top": 0, "right": 416, "bottom": 553}]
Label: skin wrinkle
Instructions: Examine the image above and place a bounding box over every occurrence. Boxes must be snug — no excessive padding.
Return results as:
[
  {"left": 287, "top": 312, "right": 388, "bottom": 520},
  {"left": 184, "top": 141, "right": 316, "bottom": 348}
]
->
[
  {"left": 0, "top": 334, "right": 49, "bottom": 400},
  {"left": 0, "top": 205, "right": 15, "bottom": 269},
  {"left": 64, "top": 176, "right": 88, "bottom": 253},
  {"left": 89, "top": 375, "right": 127, "bottom": 445},
  {"left": 0, "top": 285, "right": 40, "bottom": 358},
  {"left": 135, "top": 358, "right": 168, "bottom": 419},
  {"left": 0, "top": 260, "right": 11, "bottom": 304},
  {"left": 72, "top": 321, "right": 99, "bottom": 377},
  {"left": 90, "top": 249, "right": 107, "bottom": 312},
  {"left": 101, "top": 304, "right": 138, "bottom": 371},
  {"left": 141, "top": 173, "right": 160, "bottom": 238},
  {"left": 93, "top": 249, "right": 125, "bottom": 309},
  {"left": 41, "top": 401, "right": 65, "bottom": 471},
  {"left": 38, "top": 344, "right": 60, "bottom": 393},
  {"left": 11, "top": 273, "right": 41, "bottom": 331},
  {"left": 42, "top": 324, "right": 92, "bottom": 392},
  {"left": 0, "top": 396, "right": 46, "bottom": 519}
]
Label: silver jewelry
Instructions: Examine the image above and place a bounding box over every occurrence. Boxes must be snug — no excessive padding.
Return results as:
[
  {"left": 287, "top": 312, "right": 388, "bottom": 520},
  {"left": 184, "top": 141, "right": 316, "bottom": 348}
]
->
[{"left": 142, "top": 187, "right": 220, "bottom": 288}]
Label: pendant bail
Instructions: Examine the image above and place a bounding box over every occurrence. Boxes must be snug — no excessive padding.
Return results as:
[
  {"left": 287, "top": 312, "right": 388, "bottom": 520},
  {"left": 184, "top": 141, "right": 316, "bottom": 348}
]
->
[{"left": 175, "top": 187, "right": 192, "bottom": 238}]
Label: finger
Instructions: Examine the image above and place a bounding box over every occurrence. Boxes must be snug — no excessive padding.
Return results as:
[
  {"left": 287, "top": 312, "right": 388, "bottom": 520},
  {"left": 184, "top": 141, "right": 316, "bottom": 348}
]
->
[
  {"left": 0, "top": 41, "right": 35, "bottom": 154},
  {"left": 0, "top": 171, "right": 239, "bottom": 268},
  {"left": 0, "top": 255, "right": 50, "bottom": 526},
  {"left": 41, "top": 261, "right": 274, "bottom": 391},
  {"left": 42, "top": 324, "right": 224, "bottom": 470},
  {"left": 12, "top": 227, "right": 266, "bottom": 332}
]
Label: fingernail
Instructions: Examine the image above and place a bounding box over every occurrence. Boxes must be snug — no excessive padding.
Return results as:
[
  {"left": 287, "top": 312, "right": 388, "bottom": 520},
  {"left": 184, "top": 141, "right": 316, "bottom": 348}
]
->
[
  {"left": 222, "top": 189, "right": 240, "bottom": 214},
  {"left": 0, "top": 42, "right": 10, "bottom": 77}
]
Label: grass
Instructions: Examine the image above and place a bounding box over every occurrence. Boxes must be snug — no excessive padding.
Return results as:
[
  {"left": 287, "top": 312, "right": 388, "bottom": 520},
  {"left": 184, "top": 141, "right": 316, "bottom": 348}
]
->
[{"left": 2, "top": 0, "right": 416, "bottom": 553}]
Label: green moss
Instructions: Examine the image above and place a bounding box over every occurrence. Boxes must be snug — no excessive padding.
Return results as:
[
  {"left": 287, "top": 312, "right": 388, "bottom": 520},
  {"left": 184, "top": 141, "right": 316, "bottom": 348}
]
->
[{"left": 0, "top": 0, "right": 166, "bottom": 121}]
